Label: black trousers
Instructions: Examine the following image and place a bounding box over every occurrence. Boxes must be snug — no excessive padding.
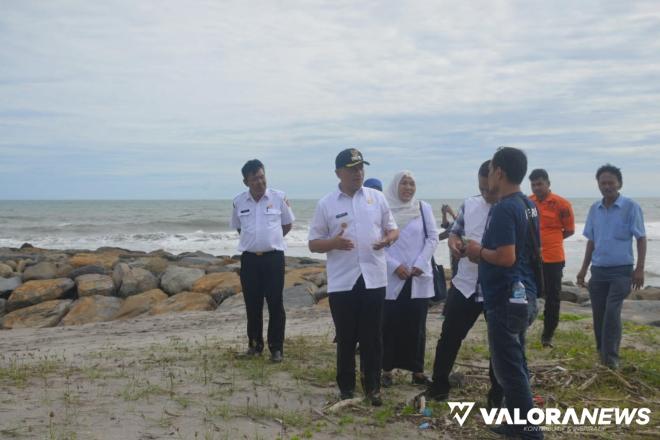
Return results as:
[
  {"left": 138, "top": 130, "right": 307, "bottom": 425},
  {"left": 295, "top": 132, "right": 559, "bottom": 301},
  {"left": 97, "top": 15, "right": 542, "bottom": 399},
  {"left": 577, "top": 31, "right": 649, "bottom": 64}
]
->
[
  {"left": 542, "top": 262, "right": 564, "bottom": 341},
  {"left": 240, "top": 250, "right": 286, "bottom": 354},
  {"left": 329, "top": 276, "right": 385, "bottom": 395},
  {"left": 382, "top": 278, "right": 429, "bottom": 373},
  {"left": 430, "top": 284, "right": 483, "bottom": 395}
]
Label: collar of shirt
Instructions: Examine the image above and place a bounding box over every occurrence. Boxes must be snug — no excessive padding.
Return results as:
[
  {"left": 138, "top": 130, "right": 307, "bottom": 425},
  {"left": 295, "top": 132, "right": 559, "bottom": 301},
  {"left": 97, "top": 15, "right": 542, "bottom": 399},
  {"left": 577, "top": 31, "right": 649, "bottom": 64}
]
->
[
  {"left": 334, "top": 185, "right": 364, "bottom": 200},
  {"left": 597, "top": 194, "right": 623, "bottom": 209},
  {"left": 246, "top": 188, "right": 271, "bottom": 203}
]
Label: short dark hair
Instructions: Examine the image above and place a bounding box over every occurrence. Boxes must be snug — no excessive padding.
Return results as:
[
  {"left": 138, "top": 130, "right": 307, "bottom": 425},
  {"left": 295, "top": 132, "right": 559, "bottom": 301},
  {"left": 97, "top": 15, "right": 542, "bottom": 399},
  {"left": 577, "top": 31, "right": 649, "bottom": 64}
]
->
[
  {"left": 478, "top": 160, "right": 491, "bottom": 178},
  {"left": 529, "top": 168, "right": 549, "bottom": 181},
  {"left": 491, "top": 147, "right": 527, "bottom": 184},
  {"left": 596, "top": 163, "right": 622, "bottom": 184},
  {"left": 241, "top": 159, "right": 264, "bottom": 179}
]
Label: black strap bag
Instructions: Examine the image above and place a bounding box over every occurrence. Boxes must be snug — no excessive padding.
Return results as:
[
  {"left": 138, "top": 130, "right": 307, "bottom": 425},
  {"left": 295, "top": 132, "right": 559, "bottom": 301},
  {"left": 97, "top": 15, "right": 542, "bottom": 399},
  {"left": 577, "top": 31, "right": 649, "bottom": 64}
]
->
[{"left": 420, "top": 202, "right": 448, "bottom": 301}]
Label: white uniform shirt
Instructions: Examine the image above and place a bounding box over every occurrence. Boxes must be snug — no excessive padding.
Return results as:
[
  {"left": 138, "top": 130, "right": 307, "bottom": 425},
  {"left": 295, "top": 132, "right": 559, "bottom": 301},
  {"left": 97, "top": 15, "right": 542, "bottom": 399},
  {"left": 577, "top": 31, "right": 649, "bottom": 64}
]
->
[
  {"left": 452, "top": 195, "right": 491, "bottom": 299},
  {"left": 230, "top": 188, "right": 295, "bottom": 253},
  {"left": 385, "top": 201, "right": 439, "bottom": 300},
  {"left": 308, "top": 186, "right": 398, "bottom": 293}
]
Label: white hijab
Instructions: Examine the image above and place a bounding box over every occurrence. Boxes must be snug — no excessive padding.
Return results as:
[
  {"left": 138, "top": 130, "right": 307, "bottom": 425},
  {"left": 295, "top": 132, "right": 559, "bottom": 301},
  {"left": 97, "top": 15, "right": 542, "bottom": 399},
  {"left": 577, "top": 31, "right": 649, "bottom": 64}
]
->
[{"left": 385, "top": 170, "right": 420, "bottom": 229}]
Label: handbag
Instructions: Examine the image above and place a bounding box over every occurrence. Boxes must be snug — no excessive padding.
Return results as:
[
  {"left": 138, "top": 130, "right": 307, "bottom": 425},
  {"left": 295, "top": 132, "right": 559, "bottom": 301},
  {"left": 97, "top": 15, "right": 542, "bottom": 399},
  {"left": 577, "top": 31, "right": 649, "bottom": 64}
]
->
[{"left": 420, "top": 202, "right": 448, "bottom": 301}]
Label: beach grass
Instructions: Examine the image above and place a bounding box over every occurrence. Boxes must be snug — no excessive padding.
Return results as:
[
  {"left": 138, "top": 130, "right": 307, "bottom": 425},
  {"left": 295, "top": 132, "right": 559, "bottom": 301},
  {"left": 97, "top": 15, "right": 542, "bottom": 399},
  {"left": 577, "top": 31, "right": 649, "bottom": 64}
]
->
[{"left": 0, "top": 316, "right": 657, "bottom": 439}]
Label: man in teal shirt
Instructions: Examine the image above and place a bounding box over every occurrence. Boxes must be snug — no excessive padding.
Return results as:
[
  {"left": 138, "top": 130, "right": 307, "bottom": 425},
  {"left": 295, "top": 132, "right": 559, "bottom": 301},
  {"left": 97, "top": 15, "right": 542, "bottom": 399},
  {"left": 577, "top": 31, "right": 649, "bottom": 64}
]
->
[{"left": 577, "top": 164, "right": 646, "bottom": 370}]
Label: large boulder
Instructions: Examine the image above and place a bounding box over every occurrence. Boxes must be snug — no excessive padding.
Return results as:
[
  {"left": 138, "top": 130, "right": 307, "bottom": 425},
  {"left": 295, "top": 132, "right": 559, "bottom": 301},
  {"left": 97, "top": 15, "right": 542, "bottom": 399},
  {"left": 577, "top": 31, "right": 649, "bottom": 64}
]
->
[
  {"left": 113, "top": 289, "right": 168, "bottom": 320},
  {"left": 1, "top": 299, "right": 73, "bottom": 329},
  {"left": 130, "top": 257, "right": 169, "bottom": 276},
  {"left": 149, "top": 291, "right": 216, "bottom": 315},
  {"left": 283, "top": 284, "right": 317, "bottom": 308},
  {"left": 76, "top": 274, "right": 116, "bottom": 297},
  {"left": 192, "top": 272, "right": 241, "bottom": 294},
  {"left": 559, "top": 286, "right": 590, "bottom": 304},
  {"left": 160, "top": 266, "right": 205, "bottom": 295},
  {"left": 68, "top": 265, "right": 108, "bottom": 279},
  {"left": 112, "top": 263, "right": 158, "bottom": 297},
  {"left": 60, "top": 296, "right": 123, "bottom": 326},
  {"left": 7, "top": 278, "right": 75, "bottom": 311},
  {"left": 21, "top": 262, "right": 58, "bottom": 281},
  {"left": 3, "top": 260, "right": 17, "bottom": 270},
  {"left": 0, "top": 276, "right": 22, "bottom": 295},
  {"left": 621, "top": 300, "right": 660, "bottom": 326},
  {"left": 0, "top": 263, "right": 13, "bottom": 278},
  {"left": 630, "top": 287, "right": 660, "bottom": 301},
  {"left": 284, "top": 267, "right": 326, "bottom": 288},
  {"left": 69, "top": 252, "right": 120, "bottom": 270}
]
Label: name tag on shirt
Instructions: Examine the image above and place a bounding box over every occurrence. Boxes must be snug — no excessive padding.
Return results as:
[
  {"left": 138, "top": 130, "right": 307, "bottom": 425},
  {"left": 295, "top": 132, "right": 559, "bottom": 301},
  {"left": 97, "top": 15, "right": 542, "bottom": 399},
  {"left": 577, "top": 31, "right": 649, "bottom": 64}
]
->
[
  {"left": 335, "top": 212, "right": 348, "bottom": 219},
  {"left": 240, "top": 209, "right": 250, "bottom": 214}
]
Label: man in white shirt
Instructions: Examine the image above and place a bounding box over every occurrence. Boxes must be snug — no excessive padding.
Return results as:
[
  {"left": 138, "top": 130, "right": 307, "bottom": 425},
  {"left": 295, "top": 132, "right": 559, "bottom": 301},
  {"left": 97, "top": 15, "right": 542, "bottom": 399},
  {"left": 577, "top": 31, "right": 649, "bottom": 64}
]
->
[
  {"left": 231, "top": 159, "right": 295, "bottom": 363},
  {"left": 308, "top": 148, "right": 399, "bottom": 406},
  {"left": 427, "top": 161, "right": 497, "bottom": 401}
]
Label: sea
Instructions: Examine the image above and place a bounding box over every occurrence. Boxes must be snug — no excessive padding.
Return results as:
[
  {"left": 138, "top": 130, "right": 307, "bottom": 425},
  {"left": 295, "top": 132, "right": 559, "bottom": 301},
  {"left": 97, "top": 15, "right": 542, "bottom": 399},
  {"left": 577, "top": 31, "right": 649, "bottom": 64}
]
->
[{"left": 1, "top": 198, "right": 658, "bottom": 286}]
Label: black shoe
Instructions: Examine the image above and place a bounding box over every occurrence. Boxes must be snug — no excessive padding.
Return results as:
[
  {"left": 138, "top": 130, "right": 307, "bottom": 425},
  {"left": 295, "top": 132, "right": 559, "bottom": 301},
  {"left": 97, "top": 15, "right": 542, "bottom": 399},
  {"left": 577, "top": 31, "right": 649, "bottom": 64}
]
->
[
  {"left": 367, "top": 390, "right": 383, "bottom": 407},
  {"left": 425, "top": 385, "right": 449, "bottom": 401},
  {"left": 412, "top": 373, "right": 433, "bottom": 386},
  {"left": 381, "top": 374, "right": 393, "bottom": 388},
  {"left": 339, "top": 390, "right": 354, "bottom": 400},
  {"left": 270, "top": 350, "right": 283, "bottom": 363},
  {"left": 541, "top": 337, "right": 554, "bottom": 348},
  {"left": 238, "top": 346, "right": 262, "bottom": 358}
]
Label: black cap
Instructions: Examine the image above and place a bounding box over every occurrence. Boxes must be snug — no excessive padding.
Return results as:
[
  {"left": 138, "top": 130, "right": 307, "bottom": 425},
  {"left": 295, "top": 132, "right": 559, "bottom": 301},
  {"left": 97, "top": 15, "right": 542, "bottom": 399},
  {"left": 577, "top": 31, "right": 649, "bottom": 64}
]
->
[{"left": 335, "top": 148, "right": 370, "bottom": 169}]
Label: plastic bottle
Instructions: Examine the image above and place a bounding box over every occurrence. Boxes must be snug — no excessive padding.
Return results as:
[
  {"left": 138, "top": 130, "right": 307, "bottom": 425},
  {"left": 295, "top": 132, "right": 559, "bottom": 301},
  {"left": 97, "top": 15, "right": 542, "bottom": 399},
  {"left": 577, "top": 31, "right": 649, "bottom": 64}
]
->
[{"left": 509, "top": 281, "right": 528, "bottom": 304}]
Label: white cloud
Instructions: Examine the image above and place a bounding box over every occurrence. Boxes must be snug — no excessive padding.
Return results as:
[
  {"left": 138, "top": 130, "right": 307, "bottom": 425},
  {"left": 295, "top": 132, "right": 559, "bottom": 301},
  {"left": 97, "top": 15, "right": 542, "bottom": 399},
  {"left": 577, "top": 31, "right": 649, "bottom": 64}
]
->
[{"left": 0, "top": 0, "right": 659, "bottom": 198}]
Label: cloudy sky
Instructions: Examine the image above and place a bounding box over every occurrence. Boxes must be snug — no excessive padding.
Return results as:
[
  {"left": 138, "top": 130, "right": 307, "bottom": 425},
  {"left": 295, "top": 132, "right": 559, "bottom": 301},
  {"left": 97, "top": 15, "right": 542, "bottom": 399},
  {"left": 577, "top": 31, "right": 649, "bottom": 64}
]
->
[{"left": 1, "top": 0, "right": 659, "bottom": 199}]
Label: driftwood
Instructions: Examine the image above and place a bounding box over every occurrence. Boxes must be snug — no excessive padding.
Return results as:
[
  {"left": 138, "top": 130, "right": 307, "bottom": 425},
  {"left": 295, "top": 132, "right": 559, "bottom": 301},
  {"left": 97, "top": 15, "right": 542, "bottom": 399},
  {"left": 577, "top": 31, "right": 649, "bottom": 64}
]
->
[{"left": 324, "top": 397, "right": 362, "bottom": 413}]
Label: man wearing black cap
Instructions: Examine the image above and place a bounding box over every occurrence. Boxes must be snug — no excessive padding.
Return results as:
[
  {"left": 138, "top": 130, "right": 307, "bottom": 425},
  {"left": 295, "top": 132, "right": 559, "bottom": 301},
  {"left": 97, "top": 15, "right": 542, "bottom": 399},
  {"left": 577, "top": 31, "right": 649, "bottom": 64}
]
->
[{"left": 308, "top": 148, "right": 399, "bottom": 406}]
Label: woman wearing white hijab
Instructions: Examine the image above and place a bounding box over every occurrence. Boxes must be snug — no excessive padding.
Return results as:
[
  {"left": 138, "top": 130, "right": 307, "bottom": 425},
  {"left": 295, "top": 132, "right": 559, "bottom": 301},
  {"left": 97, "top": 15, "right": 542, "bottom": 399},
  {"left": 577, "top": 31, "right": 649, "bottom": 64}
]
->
[{"left": 382, "top": 171, "right": 439, "bottom": 387}]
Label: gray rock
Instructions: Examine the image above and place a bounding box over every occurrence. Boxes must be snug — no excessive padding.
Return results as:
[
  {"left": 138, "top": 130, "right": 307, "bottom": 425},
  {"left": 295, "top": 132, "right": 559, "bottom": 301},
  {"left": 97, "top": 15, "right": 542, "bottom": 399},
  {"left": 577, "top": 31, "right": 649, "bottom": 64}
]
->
[
  {"left": 209, "top": 285, "right": 238, "bottom": 305},
  {"left": 224, "top": 263, "right": 241, "bottom": 273},
  {"left": 4, "top": 260, "right": 17, "bottom": 270},
  {"left": 630, "top": 286, "right": 660, "bottom": 301},
  {"left": 0, "top": 298, "right": 6, "bottom": 317},
  {"left": 22, "top": 262, "right": 59, "bottom": 281},
  {"left": 0, "top": 276, "right": 22, "bottom": 295},
  {"left": 205, "top": 265, "right": 233, "bottom": 274},
  {"left": 16, "top": 259, "right": 29, "bottom": 273},
  {"left": 160, "top": 266, "right": 205, "bottom": 295},
  {"left": 113, "top": 263, "right": 159, "bottom": 297},
  {"left": 69, "top": 265, "right": 108, "bottom": 279},
  {"left": 75, "top": 274, "right": 116, "bottom": 297},
  {"left": 621, "top": 300, "right": 660, "bottom": 326},
  {"left": 0, "top": 263, "right": 13, "bottom": 278},
  {"left": 304, "top": 271, "right": 327, "bottom": 287},
  {"left": 559, "top": 286, "right": 590, "bottom": 304},
  {"left": 284, "top": 284, "right": 316, "bottom": 309},
  {"left": 312, "top": 286, "right": 328, "bottom": 302}
]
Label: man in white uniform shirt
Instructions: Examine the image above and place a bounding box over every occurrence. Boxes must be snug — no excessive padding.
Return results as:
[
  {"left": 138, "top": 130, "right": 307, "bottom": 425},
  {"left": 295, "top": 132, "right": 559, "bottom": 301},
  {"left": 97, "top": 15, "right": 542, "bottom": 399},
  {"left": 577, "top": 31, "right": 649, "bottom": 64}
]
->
[
  {"left": 231, "top": 159, "right": 295, "bottom": 363},
  {"left": 308, "top": 148, "right": 399, "bottom": 406},
  {"left": 427, "top": 161, "right": 498, "bottom": 402}
]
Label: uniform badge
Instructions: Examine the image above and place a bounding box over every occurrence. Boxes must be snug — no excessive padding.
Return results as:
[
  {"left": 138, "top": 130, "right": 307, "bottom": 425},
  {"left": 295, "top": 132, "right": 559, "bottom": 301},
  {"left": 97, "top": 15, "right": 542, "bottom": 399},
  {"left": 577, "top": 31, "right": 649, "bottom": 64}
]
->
[{"left": 341, "top": 222, "right": 348, "bottom": 229}]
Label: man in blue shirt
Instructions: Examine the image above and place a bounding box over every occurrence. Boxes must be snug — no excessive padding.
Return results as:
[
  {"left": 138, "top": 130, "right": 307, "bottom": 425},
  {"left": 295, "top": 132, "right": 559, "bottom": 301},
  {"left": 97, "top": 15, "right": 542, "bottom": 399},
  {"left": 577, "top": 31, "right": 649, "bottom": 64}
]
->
[
  {"left": 577, "top": 164, "right": 646, "bottom": 370},
  {"left": 466, "top": 147, "right": 542, "bottom": 440}
]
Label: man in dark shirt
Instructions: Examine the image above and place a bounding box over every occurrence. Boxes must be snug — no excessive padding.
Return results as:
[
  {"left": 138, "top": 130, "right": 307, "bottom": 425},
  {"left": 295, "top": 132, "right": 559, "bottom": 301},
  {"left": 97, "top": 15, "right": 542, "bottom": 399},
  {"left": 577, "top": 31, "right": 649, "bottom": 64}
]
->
[{"left": 466, "top": 147, "right": 543, "bottom": 440}]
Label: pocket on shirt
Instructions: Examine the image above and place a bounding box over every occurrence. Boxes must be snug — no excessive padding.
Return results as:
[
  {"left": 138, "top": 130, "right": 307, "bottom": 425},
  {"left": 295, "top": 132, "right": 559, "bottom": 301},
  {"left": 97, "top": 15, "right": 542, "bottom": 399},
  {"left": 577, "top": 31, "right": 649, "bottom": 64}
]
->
[
  {"left": 613, "top": 223, "right": 630, "bottom": 240},
  {"left": 265, "top": 209, "right": 282, "bottom": 226}
]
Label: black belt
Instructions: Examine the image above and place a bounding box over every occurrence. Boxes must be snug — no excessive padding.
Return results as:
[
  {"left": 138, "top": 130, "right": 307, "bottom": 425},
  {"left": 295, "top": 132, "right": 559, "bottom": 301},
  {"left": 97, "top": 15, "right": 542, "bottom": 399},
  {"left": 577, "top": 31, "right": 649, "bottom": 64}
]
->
[{"left": 243, "top": 250, "right": 281, "bottom": 256}]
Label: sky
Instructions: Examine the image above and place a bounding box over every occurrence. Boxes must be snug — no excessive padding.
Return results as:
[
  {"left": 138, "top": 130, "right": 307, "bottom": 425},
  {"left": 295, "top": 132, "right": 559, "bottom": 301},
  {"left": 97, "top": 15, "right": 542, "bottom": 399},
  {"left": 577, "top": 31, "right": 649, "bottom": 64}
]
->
[{"left": 1, "top": 0, "right": 659, "bottom": 200}]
